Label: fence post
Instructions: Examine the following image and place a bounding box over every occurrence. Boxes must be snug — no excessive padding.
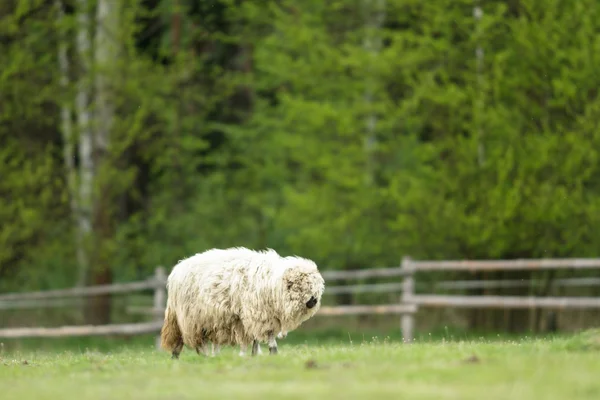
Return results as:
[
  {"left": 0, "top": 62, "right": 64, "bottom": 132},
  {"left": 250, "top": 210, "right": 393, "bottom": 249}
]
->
[
  {"left": 401, "top": 256, "right": 415, "bottom": 343},
  {"left": 153, "top": 266, "right": 166, "bottom": 350}
]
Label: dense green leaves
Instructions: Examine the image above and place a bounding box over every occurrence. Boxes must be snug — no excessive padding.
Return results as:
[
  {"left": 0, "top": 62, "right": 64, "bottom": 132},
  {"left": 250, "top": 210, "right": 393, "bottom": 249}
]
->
[{"left": 2, "top": 0, "right": 600, "bottom": 292}]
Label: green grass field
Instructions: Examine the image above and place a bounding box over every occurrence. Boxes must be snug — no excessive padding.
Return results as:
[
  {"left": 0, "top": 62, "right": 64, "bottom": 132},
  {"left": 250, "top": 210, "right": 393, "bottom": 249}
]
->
[{"left": 1, "top": 330, "right": 600, "bottom": 400}]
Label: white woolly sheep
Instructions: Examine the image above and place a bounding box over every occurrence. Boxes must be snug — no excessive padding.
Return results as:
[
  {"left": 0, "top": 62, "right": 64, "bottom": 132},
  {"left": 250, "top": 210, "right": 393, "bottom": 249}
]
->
[{"left": 160, "top": 247, "right": 325, "bottom": 358}]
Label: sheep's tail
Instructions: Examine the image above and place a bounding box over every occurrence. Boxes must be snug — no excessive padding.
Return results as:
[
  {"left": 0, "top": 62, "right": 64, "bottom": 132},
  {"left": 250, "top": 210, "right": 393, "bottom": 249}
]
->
[{"left": 160, "top": 304, "right": 182, "bottom": 351}]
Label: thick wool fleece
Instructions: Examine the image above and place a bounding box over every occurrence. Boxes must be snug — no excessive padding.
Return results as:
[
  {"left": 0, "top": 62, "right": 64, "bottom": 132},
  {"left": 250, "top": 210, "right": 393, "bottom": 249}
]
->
[{"left": 160, "top": 247, "right": 325, "bottom": 354}]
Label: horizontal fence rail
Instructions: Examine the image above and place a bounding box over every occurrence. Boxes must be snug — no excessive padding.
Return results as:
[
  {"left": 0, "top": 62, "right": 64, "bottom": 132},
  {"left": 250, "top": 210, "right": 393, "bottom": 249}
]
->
[
  {"left": 408, "top": 258, "right": 600, "bottom": 272},
  {"left": 0, "top": 321, "right": 164, "bottom": 339},
  {"left": 411, "top": 295, "right": 600, "bottom": 310},
  {"left": 325, "top": 278, "right": 600, "bottom": 294},
  {"left": 0, "top": 279, "right": 159, "bottom": 302},
  {"left": 317, "top": 304, "right": 417, "bottom": 316},
  {"left": 0, "top": 298, "right": 82, "bottom": 310},
  {"left": 434, "top": 277, "right": 600, "bottom": 291},
  {"left": 321, "top": 267, "right": 410, "bottom": 281},
  {"left": 324, "top": 282, "right": 405, "bottom": 295}
]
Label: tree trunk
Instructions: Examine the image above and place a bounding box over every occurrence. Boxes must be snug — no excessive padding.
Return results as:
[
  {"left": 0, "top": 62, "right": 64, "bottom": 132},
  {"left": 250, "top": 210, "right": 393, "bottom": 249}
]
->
[
  {"left": 56, "top": 0, "right": 88, "bottom": 286},
  {"left": 84, "top": 0, "right": 120, "bottom": 325},
  {"left": 75, "top": 0, "right": 93, "bottom": 288}
]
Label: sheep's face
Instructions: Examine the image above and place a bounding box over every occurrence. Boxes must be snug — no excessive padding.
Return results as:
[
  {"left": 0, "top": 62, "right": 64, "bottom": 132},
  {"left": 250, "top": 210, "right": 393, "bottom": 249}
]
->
[{"left": 282, "top": 257, "right": 325, "bottom": 320}]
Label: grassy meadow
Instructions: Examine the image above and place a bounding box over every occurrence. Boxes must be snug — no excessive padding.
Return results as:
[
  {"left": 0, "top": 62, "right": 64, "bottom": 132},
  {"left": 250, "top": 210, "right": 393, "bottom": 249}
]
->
[{"left": 1, "top": 329, "right": 600, "bottom": 400}]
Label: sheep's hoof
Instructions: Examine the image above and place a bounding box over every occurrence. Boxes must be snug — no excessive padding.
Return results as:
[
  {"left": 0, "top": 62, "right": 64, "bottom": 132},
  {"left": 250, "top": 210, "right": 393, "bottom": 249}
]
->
[
  {"left": 171, "top": 352, "right": 180, "bottom": 360},
  {"left": 269, "top": 347, "right": 278, "bottom": 355}
]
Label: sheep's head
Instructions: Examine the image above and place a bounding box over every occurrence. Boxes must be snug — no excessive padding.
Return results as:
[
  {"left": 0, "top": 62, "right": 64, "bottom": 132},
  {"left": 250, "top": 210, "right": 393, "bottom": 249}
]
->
[{"left": 281, "top": 256, "right": 325, "bottom": 320}]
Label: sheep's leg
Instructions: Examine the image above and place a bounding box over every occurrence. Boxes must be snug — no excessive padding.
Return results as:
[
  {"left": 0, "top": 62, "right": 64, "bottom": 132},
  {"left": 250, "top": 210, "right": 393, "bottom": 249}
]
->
[
  {"left": 211, "top": 343, "right": 220, "bottom": 356},
  {"left": 195, "top": 342, "right": 210, "bottom": 357},
  {"left": 171, "top": 339, "right": 184, "bottom": 360},
  {"left": 251, "top": 340, "right": 260, "bottom": 356},
  {"left": 268, "top": 332, "right": 278, "bottom": 355},
  {"left": 195, "top": 344, "right": 208, "bottom": 357},
  {"left": 239, "top": 343, "right": 248, "bottom": 357}
]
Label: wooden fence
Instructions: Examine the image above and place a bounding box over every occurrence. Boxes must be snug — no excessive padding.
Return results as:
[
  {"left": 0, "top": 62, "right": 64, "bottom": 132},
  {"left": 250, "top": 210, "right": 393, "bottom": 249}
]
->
[
  {"left": 1, "top": 257, "right": 600, "bottom": 347},
  {"left": 400, "top": 256, "right": 600, "bottom": 341},
  {"left": 0, "top": 267, "right": 168, "bottom": 349}
]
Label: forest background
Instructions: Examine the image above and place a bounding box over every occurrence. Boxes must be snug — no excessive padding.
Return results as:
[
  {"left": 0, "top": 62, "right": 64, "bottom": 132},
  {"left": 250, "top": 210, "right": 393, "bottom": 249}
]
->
[{"left": 2, "top": 0, "right": 600, "bottom": 333}]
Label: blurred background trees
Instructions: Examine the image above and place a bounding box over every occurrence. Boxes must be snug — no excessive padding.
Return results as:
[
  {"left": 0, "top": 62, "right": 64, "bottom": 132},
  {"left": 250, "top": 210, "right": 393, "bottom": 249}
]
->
[{"left": 2, "top": 0, "right": 600, "bottom": 331}]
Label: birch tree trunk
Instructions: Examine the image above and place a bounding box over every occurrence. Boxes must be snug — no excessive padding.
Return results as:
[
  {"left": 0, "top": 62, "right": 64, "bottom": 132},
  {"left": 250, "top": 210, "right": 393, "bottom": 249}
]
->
[{"left": 75, "top": 0, "right": 93, "bottom": 288}]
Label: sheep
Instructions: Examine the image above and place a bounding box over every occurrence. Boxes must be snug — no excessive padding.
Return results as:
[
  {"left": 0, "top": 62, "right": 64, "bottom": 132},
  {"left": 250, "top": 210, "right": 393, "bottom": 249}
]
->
[{"left": 160, "top": 247, "right": 325, "bottom": 359}]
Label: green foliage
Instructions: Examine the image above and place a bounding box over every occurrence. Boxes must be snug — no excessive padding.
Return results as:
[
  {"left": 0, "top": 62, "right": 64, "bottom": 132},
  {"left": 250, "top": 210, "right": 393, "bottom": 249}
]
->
[
  {"left": 0, "top": 0, "right": 75, "bottom": 290},
  {"left": 2, "top": 0, "right": 600, "bottom": 294}
]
